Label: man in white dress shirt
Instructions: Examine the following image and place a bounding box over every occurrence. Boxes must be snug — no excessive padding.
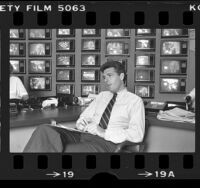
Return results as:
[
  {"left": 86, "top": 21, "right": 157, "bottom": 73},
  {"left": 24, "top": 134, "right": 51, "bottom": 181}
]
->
[{"left": 24, "top": 61, "right": 145, "bottom": 152}]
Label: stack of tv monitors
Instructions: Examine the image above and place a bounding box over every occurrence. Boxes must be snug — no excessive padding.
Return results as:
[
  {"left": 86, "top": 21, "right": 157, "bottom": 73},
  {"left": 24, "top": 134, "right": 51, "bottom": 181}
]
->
[
  {"left": 80, "top": 29, "right": 101, "bottom": 97},
  {"left": 56, "top": 29, "right": 75, "bottom": 95},
  {"left": 105, "top": 29, "right": 131, "bottom": 86},
  {"left": 10, "top": 29, "right": 26, "bottom": 83},
  {"left": 134, "top": 29, "right": 156, "bottom": 98},
  {"left": 160, "top": 29, "right": 188, "bottom": 93},
  {"left": 27, "top": 29, "right": 52, "bottom": 91}
]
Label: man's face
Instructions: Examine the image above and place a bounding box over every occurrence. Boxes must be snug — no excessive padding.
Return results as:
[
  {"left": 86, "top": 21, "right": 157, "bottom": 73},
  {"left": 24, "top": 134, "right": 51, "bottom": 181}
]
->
[{"left": 102, "top": 67, "right": 124, "bottom": 93}]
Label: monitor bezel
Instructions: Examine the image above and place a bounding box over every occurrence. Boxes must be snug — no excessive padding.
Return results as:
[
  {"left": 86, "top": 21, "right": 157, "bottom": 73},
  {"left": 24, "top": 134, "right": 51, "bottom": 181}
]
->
[
  {"left": 29, "top": 76, "right": 52, "bottom": 91},
  {"left": 28, "top": 42, "right": 52, "bottom": 57},
  {"left": 28, "top": 59, "right": 52, "bottom": 74}
]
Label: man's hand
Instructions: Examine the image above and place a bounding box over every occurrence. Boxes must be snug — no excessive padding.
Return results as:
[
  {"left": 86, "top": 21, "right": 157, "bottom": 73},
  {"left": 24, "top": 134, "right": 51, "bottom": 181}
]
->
[{"left": 75, "top": 117, "right": 93, "bottom": 131}]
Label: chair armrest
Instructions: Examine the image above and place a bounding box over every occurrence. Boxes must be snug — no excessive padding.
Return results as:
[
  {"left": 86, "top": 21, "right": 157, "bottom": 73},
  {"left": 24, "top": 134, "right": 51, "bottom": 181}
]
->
[{"left": 114, "top": 141, "right": 142, "bottom": 153}]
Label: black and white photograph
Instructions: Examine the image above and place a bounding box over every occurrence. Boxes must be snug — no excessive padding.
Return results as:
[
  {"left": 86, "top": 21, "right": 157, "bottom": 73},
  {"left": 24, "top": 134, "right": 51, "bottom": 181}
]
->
[{"left": 9, "top": 29, "right": 195, "bottom": 153}]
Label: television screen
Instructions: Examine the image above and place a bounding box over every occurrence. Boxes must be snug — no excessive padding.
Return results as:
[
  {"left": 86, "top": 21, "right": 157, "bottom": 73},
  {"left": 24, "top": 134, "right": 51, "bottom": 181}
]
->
[
  {"left": 136, "top": 55, "right": 150, "bottom": 66},
  {"left": 58, "top": 29, "right": 70, "bottom": 35},
  {"left": 10, "top": 29, "right": 19, "bottom": 39},
  {"left": 57, "top": 40, "right": 70, "bottom": 51},
  {"left": 106, "top": 42, "right": 123, "bottom": 55},
  {"left": 56, "top": 84, "right": 74, "bottom": 94},
  {"left": 82, "top": 40, "right": 96, "bottom": 50},
  {"left": 135, "top": 70, "right": 154, "bottom": 81},
  {"left": 106, "top": 29, "right": 124, "bottom": 37},
  {"left": 161, "top": 41, "right": 180, "bottom": 55},
  {"left": 29, "top": 43, "right": 45, "bottom": 56},
  {"left": 29, "top": 29, "right": 46, "bottom": 39},
  {"left": 10, "top": 43, "right": 19, "bottom": 56},
  {"left": 135, "top": 85, "right": 150, "bottom": 97},
  {"left": 136, "top": 29, "right": 152, "bottom": 35},
  {"left": 29, "top": 77, "right": 46, "bottom": 90},
  {"left": 160, "top": 78, "right": 180, "bottom": 92},
  {"left": 10, "top": 60, "right": 20, "bottom": 73},
  {"left": 161, "top": 60, "right": 181, "bottom": 74},
  {"left": 161, "top": 29, "right": 188, "bottom": 37},
  {"left": 56, "top": 55, "right": 74, "bottom": 67},
  {"left": 136, "top": 39, "right": 152, "bottom": 49},
  {"left": 82, "top": 70, "right": 96, "bottom": 81},
  {"left": 56, "top": 70, "right": 70, "bottom": 81},
  {"left": 29, "top": 60, "right": 47, "bottom": 73},
  {"left": 83, "top": 29, "right": 96, "bottom": 35},
  {"left": 81, "top": 85, "right": 98, "bottom": 96},
  {"left": 82, "top": 55, "right": 99, "bottom": 66},
  {"left": 10, "top": 60, "right": 26, "bottom": 73}
]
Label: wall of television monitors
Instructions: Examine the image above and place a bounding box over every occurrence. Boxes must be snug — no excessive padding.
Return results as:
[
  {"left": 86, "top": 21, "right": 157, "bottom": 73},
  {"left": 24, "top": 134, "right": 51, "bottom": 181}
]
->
[{"left": 9, "top": 29, "right": 194, "bottom": 100}]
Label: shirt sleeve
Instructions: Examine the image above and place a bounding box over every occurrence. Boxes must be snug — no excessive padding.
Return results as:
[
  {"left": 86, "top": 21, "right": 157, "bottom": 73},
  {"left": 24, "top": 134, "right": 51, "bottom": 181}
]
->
[
  {"left": 104, "top": 98, "right": 145, "bottom": 144},
  {"left": 77, "top": 93, "right": 102, "bottom": 121},
  {"left": 16, "top": 77, "right": 28, "bottom": 99}
]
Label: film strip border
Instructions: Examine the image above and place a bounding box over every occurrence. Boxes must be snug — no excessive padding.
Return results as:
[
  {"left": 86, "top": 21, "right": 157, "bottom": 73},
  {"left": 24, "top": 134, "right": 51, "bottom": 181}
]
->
[
  {"left": 0, "top": 2, "right": 198, "bottom": 27},
  {"left": 0, "top": 1, "right": 199, "bottom": 180},
  {"left": 0, "top": 154, "right": 196, "bottom": 179}
]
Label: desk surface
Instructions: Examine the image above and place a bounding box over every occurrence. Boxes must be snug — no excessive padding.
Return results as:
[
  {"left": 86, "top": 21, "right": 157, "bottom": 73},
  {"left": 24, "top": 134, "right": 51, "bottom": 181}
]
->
[
  {"left": 10, "top": 106, "right": 195, "bottom": 131},
  {"left": 10, "top": 106, "right": 84, "bottom": 128}
]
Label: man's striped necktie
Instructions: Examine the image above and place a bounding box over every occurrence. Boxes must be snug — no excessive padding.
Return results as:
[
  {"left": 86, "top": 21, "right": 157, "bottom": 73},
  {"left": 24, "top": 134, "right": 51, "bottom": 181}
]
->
[{"left": 99, "top": 93, "right": 117, "bottom": 129}]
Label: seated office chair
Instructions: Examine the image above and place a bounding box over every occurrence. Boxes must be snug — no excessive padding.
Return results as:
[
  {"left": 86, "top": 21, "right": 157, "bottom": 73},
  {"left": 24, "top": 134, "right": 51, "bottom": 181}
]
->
[{"left": 114, "top": 118, "right": 149, "bottom": 153}]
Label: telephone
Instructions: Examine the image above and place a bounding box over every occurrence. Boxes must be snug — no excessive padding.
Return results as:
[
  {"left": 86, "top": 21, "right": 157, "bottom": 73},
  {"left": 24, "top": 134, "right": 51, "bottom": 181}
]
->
[{"left": 42, "top": 98, "right": 58, "bottom": 108}]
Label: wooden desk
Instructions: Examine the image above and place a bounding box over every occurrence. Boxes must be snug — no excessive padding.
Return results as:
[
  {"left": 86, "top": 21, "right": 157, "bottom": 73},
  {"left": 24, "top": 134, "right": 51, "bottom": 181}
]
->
[{"left": 10, "top": 106, "right": 84, "bottom": 128}]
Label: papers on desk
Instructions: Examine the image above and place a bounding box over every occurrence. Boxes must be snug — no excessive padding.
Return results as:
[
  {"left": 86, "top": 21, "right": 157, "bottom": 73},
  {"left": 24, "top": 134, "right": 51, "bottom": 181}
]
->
[{"left": 157, "top": 107, "right": 195, "bottom": 124}]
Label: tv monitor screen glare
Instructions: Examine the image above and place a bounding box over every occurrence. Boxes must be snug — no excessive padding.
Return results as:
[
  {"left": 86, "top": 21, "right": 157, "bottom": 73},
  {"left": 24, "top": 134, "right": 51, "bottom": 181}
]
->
[
  {"left": 162, "top": 29, "right": 183, "bottom": 36},
  {"left": 135, "top": 70, "right": 151, "bottom": 81},
  {"left": 29, "top": 60, "right": 46, "bottom": 73},
  {"left": 83, "top": 29, "right": 96, "bottom": 35},
  {"left": 10, "top": 43, "right": 19, "bottom": 56},
  {"left": 57, "top": 84, "right": 72, "bottom": 94},
  {"left": 29, "top": 43, "right": 45, "bottom": 56},
  {"left": 10, "top": 60, "right": 20, "bottom": 73},
  {"left": 106, "top": 42, "right": 123, "bottom": 55},
  {"left": 83, "top": 40, "right": 96, "bottom": 50},
  {"left": 136, "top": 29, "right": 151, "bottom": 34},
  {"left": 58, "top": 29, "right": 70, "bottom": 35},
  {"left": 57, "top": 40, "right": 70, "bottom": 51},
  {"left": 161, "top": 41, "right": 180, "bottom": 55},
  {"left": 136, "top": 39, "right": 151, "bottom": 49},
  {"left": 82, "top": 85, "right": 96, "bottom": 96},
  {"left": 136, "top": 55, "right": 150, "bottom": 66},
  {"left": 10, "top": 29, "right": 19, "bottom": 38},
  {"left": 57, "top": 55, "right": 71, "bottom": 66},
  {"left": 30, "top": 77, "right": 45, "bottom": 90},
  {"left": 160, "top": 78, "right": 180, "bottom": 92},
  {"left": 29, "top": 29, "right": 45, "bottom": 38},
  {"left": 161, "top": 60, "right": 181, "bottom": 74},
  {"left": 82, "top": 71, "right": 95, "bottom": 81},
  {"left": 82, "top": 55, "right": 96, "bottom": 66},
  {"left": 57, "top": 70, "right": 70, "bottom": 81},
  {"left": 106, "top": 29, "right": 124, "bottom": 37},
  {"left": 135, "top": 86, "right": 149, "bottom": 97}
]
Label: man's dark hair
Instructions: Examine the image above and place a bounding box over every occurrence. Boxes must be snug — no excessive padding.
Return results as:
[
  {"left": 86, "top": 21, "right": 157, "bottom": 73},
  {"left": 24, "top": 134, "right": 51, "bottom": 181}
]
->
[
  {"left": 100, "top": 61, "right": 126, "bottom": 83},
  {"left": 100, "top": 61, "right": 125, "bottom": 75}
]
